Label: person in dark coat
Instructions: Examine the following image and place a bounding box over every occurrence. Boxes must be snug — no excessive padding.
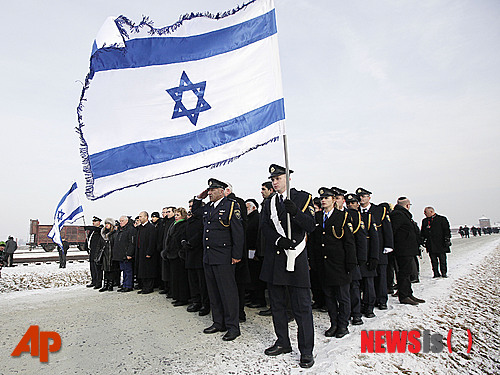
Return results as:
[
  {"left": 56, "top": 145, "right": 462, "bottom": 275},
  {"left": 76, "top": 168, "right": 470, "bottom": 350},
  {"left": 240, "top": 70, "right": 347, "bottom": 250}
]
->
[
  {"left": 136, "top": 211, "right": 158, "bottom": 294},
  {"left": 357, "top": 187, "right": 394, "bottom": 311},
  {"left": 193, "top": 178, "right": 244, "bottom": 342},
  {"left": 58, "top": 237, "right": 69, "bottom": 268},
  {"left": 160, "top": 207, "right": 176, "bottom": 296},
  {"left": 389, "top": 197, "right": 425, "bottom": 305},
  {"left": 224, "top": 184, "right": 251, "bottom": 322},
  {"left": 99, "top": 218, "right": 120, "bottom": 292},
  {"left": 184, "top": 199, "right": 210, "bottom": 316},
  {"left": 112, "top": 216, "right": 136, "bottom": 292},
  {"left": 245, "top": 198, "right": 266, "bottom": 308},
  {"left": 260, "top": 164, "right": 316, "bottom": 369},
  {"left": 348, "top": 193, "right": 380, "bottom": 319},
  {"left": 345, "top": 193, "right": 368, "bottom": 326},
  {"left": 310, "top": 187, "right": 357, "bottom": 338},
  {"left": 164, "top": 208, "right": 190, "bottom": 306},
  {"left": 85, "top": 217, "right": 104, "bottom": 288},
  {"left": 4, "top": 236, "right": 17, "bottom": 267},
  {"left": 421, "top": 207, "right": 451, "bottom": 278}
]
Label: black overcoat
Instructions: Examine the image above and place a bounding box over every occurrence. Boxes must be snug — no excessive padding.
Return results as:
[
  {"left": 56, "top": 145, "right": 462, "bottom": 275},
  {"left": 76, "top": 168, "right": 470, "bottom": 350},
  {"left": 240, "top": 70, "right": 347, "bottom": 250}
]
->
[
  {"left": 390, "top": 205, "right": 421, "bottom": 257},
  {"left": 136, "top": 221, "right": 159, "bottom": 278},
  {"left": 421, "top": 214, "right": 451, "bottom": 254}
]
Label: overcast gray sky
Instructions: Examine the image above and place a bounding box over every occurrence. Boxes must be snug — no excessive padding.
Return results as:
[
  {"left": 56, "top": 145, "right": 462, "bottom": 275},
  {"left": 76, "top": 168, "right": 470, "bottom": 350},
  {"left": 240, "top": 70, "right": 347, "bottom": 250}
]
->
[{"left": 1, "top": 0, "right": 499, "bottom": 242}]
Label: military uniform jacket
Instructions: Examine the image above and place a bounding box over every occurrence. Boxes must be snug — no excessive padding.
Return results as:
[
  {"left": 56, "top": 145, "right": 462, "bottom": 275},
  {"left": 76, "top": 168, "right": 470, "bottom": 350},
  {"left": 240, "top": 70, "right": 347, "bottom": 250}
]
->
[
  {"left": 368, "top": 204, "right": 394, "bottom": 265},
  {"left": 347, "top": 208, "right": 368, "bottom": 281},
  {"left": 259, "top": 188, "right": 315, "bottom": 288},
  {"left": 197, "top": 197, "right": 244, "bottom": 265},
  {"left": 421, "top": 214, "right": 451, "bottom": 254},
  {"left": 310, "top": 209, "right": 357, "bottom": 286},
  {"left": 360, "top": 210, "right": 380, "bottom": 277}
]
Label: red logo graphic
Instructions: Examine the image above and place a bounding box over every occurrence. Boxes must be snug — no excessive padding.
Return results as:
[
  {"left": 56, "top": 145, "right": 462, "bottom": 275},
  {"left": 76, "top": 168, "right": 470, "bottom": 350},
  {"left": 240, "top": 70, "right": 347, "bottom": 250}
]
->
[
  {"left": 11, "top": 325, "right": 61, "bottom": 362},
  {"left": 361, "top": 329, "right": 472, "bottom": 354}
]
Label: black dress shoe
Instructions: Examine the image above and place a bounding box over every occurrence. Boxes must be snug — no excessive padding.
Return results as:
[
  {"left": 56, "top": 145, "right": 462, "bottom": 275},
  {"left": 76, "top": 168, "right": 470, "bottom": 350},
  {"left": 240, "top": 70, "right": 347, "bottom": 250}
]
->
[
  {"left": 335, "top": 327, "right": 349, "bottom": 338},
  {"left": 325, "top": 326, "right": 337, "bottom": 337},
  {"left": 93, "top": 284, "right": 102, "bottom": 289},
  {"left": 120, "top": 287, "right": 133, "bottom": 292},
  {"left": 299, "top": 355, "right": 314, "bottom": 368},
  {"left": 264, "top": 344, "right": 292, "bottom": 356},
  {"left": 409, "top": 296, "right": 426, "bottom": 303},
  {"left": 442, "top": 274, "right": 448, "bottom": 278},
  {"left": 203, "top": 324, "right": 226, "bottom": 334},
  {"left": 173, "top": 300, "right": 188, "bottom": 306},
  {"left": 187, "top": 303, "right": 202, "bottom": 312},
  {"left": 198, "top": 308, "right": 210, "bottom": 316},
  {"left": 239, "top": 316, "right": 247, "bottom": 322},
  {"left": 158, "top": 290, "right": 167, "bottom": 294},
  {"left": 247, "top": 302, "right": 266, "bottom": 308},
  {"left": 365, "top": 312, "right": 376, "bottom": 318},
  {"left": 222, "top": 331, "right": 240, "bottom": 341},
  {"left": 377, "top": 303, "right": 388, "bottom": 310},
  {"left": 400, "top": 297, "right": 419, "bottom": 305},
  {"left": 141, "top": 290, "right": 153, "bottom": 295},
  {"left": 137, "top": 290, "right": 143, "bottom": 294},
  {"left": 352, "top": 316, "right": 364, "bottom": 325},
  {"left": 433, "top": 274, "right": 441, "bottom": 278},
  {"left": 259, "top": 308, "right": 272, "bottom": 316},
  {"left": 86, "top": 283, "right": 95, "bottom": 288}
]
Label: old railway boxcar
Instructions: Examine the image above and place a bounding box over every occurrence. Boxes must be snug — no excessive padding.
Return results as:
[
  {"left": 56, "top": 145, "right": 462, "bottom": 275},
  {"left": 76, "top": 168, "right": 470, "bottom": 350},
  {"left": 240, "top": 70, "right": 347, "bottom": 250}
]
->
[{"left": 29, "top": 219, "right": 87, "bottom": 252}]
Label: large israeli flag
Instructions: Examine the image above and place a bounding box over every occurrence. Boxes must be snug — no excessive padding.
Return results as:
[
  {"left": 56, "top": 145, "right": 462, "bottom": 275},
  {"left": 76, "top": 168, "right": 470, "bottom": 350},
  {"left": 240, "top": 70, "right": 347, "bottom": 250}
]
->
[
  {"left": 77, "top": 0, "right": 285, "bottom": 200},
  {"left": 48, "top": 183, "right": 84, "bottom": 248}
]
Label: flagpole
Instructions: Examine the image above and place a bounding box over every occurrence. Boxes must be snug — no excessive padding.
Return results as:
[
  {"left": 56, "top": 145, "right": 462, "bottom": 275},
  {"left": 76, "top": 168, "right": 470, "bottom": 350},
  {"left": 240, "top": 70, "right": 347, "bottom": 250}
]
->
[{"left": 282, "top": 133, "right": 292, "bottom": 239}]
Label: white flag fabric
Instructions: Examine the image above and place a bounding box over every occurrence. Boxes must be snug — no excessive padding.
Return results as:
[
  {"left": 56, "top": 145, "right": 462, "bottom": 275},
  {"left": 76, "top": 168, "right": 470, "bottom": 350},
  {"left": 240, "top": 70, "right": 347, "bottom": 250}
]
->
[
  {"left": 77, "top": 0, "right": 285, "bottom": 200},
  {"left": 48, "top": 183, "right": 84, "bottom": 248}
]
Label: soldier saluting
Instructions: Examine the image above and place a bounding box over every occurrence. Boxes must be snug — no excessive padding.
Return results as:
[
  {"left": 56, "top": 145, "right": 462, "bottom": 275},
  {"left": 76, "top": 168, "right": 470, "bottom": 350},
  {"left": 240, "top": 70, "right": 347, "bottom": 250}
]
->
[
  {"left": 259, "top": 164, "right": 316, "bottom": 369},
  {"left": 193, "top": 178, "right": 244, "bottom": 341}
]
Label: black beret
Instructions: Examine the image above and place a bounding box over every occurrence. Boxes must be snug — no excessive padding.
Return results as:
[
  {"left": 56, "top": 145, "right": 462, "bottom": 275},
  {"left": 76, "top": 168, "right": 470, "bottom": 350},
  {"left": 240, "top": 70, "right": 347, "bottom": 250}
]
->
[
  {"left": 208, "top": 178, "right": 228, "bottom": 189},
  {"left": 92, "top": 216, "right": 102, "bottom": 222},
  {"left": 268, "top": 164, "right": 293, "bottom": 178}
]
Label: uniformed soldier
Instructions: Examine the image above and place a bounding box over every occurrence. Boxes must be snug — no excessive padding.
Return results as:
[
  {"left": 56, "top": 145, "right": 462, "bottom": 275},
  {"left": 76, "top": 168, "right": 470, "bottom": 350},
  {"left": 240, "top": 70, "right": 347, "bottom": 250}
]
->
[
  {"left": 310, "top": 187, "right": 357, "bottom": 338},
  {"left": 260, "top": 164, "right": 316, "bottom": 369},
  {"left": 357, "top": 187, "right": 394, "bottom": 311},
  {"left": 192, "top": 178, "right": 244, "bottom": 341},
  {"left": 345, "top": 193, "right": 368, "bottom": 325},
  {"left": 348, "top": 191, "right": 380, "bottom": 318}
]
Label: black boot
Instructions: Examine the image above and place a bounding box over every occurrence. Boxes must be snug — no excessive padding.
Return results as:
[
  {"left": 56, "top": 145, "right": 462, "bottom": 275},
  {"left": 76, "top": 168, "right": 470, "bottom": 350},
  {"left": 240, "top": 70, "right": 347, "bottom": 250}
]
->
[
  {"left": 99, "top": 280, "right": 108, "bottom": 292},
  {"left": 107, "top": 280, "right": 114, "bottom": 291}
]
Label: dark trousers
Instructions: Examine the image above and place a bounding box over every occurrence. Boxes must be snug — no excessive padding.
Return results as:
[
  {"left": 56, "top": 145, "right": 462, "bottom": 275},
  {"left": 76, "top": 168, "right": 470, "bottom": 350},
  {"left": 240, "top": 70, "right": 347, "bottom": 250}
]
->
[
  {"left": 396, "top": 256, "right": 415, "bottom": 301},
  {"left": 90, "top": 257, "right": 103, "bottom": 286},
  {"left": 429, "top": 253, "right": 447, "bottom": 276},
  {"left": 169, "top": 258, "right": 190, "bottom": 302},
  {"left": 119, "top": 261, "right": 134, "bottom": 289},
  {"left": 248, "top": 259, "right": 267, "bottom": 305},
  {"left": 141, "top": 277, "right": 155, "bottom": 292},
  {"left": 375, "top": 264, "right": 388, "bottom": 305},
  {"left": 350, "top": 279, "right": 362, "bottom": 319},
  {"left": 188, "top": 268, "right": 209, "bottom": 308},
  {"left": 204, "top": 263, "right": 240, "bottom": 335},
  {"left": 361, "top": 277, "right": 375, "bottom": 313},
  {"left": 387, "top": 253, "right": 397, "bottom": 289},
  {"left": 310, "top": 268, "right": 325, "bottom": 306},
  {"left": 268, "top": 284, "right": 314, "bottom": 356},
  {"left": 323, "top": 284, "right": 351, "bottom": 329},
  {"left": 6, "top": 253, "right": 14, "bottom": 267},
  {"left": 58, "top": 249, "right": 67, "bottom": 268}
]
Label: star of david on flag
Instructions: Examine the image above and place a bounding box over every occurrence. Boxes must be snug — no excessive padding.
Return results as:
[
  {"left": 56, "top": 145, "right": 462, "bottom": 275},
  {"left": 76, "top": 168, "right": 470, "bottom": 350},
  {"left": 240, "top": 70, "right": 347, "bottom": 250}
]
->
[
  {"left": 48, "top": 182, "right": 84, "bottom": 248},
  {"left": 77, "top": 0, "right": 285, "bottom": 200},
  {"left": 167, "top": 71, "right": 211, "bottom": 126}
]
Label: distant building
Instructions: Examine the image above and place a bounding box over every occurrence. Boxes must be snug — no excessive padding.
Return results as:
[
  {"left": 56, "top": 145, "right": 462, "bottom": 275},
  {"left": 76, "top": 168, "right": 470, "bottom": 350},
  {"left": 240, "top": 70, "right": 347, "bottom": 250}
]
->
[{"left": 479, "top": 216, "right": 490, "bottom": 228}]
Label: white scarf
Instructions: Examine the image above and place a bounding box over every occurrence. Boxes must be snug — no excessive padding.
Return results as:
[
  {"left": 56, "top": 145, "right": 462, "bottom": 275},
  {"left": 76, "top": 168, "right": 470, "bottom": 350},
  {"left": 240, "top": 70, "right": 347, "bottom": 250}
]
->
[{"left": 270, "top": 194, "right": 306, "bottom": 271}]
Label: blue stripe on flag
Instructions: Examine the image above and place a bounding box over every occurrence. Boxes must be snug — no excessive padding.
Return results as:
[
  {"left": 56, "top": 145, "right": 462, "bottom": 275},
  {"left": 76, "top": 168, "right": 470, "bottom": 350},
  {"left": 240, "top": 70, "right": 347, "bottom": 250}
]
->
[
  {"left": 54, "top": 182, "right": 78, "bottom": 214},
  {"left": 91, "top": 9, "right": 276, "bottom": 73},
  {"left": 90, "top": 98, "right": 284, "bottom": 179},
  {"left": 57, "top": 206, "right": 84, "bottom": 229}
]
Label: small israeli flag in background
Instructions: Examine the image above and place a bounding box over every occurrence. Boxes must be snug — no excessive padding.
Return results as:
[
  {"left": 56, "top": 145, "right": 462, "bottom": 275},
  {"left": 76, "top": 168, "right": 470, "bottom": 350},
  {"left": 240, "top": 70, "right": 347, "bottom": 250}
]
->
[
  {"left": 77, "top": 0, "right": 285, "bottom": 200},
  {"left": 48, "top": 182, "right": 84, "bottom": 248}
]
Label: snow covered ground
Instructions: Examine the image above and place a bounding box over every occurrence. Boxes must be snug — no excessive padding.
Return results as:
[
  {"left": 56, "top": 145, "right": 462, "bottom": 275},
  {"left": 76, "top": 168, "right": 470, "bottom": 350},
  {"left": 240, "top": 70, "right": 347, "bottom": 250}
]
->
[{"left": 1, "top": 235, "right": 499, "bottom": 375}]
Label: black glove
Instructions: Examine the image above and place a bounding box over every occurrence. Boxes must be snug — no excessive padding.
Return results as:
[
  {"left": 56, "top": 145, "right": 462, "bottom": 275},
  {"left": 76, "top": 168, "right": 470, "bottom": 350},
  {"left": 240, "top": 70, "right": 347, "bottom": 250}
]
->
[
  {"left": 277, "top": 237, "right": 295, "bottom": 250},
  {"left": 283, "top": 199, "right": 298, "bottom": 216},
  {"left": 444, "top": 237, "right": 452, "bottom": 247},
  {"left": 367, "top": 258, "right": 378, "bottom": 271},
  {"left": 346, "top": 263, "right": 357, "bottom": 272}
]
